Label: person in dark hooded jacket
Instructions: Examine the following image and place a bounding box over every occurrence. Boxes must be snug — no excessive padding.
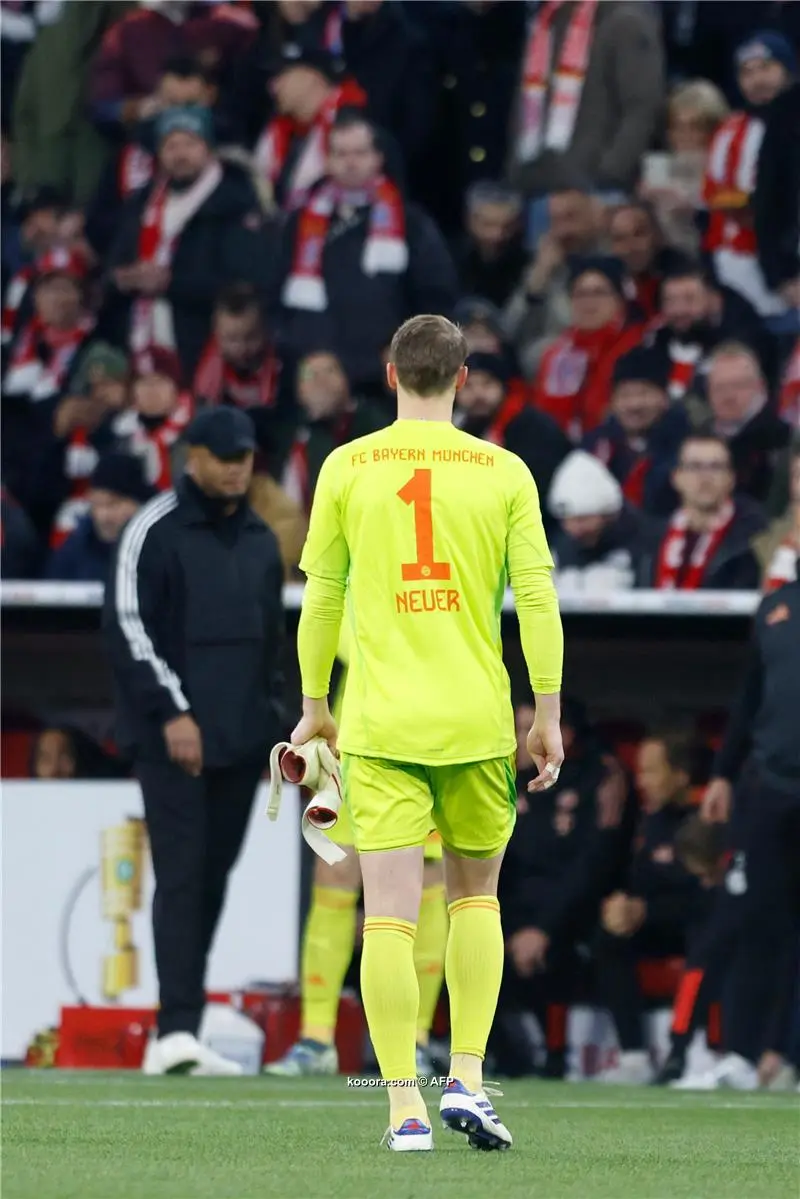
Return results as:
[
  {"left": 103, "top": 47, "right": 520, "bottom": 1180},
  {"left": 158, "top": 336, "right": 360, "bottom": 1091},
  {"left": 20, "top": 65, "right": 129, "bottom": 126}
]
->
[
  {"left": 583, "top": 345, "right": 690, "bottom": 516},
  {"left": 548, "top": 450, "right": 661, "bottom": 592},
  {"left": 101, "top": 105, "right": 270, "bottom": 380}
]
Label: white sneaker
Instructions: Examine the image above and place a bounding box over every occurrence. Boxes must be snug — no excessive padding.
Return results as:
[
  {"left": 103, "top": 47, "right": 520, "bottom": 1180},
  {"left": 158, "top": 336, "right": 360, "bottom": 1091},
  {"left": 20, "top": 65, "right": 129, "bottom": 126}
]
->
[
  {"left": 598, "top": 1051, "right": 654, "bottom": 1085},
  {"left": 263, "top": 1039, "right": 338, "bottom": 1076},
  {"left": 383, "top": 1117, "right": 433, "bottom": 1152},
  {"left": 671, "top": 1052, "right": 758, "bottom": 1092},
  {"left": 439, "top": 1079, "right": 512, "bottom": 1151},
  {"left": 142, "top": 1032, "right": 242, "bottom": 1076}
]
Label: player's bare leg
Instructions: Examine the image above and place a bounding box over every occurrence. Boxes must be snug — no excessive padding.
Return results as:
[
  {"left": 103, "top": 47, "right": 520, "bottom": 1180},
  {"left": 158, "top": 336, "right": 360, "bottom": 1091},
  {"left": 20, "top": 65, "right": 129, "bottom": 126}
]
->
[
  {"left": 439, "top": 847, "right": 512, "bottom": 1150},
  {"left": 359, "top": 845, "right": 431, "bottom": 1149},
  {"left": 265, "top": 850, "right": 360, "bottom": 1076}
]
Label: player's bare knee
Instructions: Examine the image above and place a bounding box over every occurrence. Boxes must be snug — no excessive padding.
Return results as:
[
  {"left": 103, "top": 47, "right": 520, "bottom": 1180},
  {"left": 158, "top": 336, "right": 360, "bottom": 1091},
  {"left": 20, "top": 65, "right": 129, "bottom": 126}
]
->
[
  {"left": 360, "top": 845, "right": 424, "bottom": 922},
  {"left": 315, "top": 845, "right": 361, "bottom": 892},
  {"left": 443, "top": 847, "right": 505, "bottom": 903}
]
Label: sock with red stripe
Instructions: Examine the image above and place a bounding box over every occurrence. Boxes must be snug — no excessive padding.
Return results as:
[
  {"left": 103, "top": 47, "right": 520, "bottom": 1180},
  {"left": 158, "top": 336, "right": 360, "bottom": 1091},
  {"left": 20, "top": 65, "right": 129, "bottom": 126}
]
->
[
  {"left": 361, "top": 915, "right": 428, "bottom": 1126},
  {"left": 446, "top": 895, "right": 504, "bottom": 1092}
]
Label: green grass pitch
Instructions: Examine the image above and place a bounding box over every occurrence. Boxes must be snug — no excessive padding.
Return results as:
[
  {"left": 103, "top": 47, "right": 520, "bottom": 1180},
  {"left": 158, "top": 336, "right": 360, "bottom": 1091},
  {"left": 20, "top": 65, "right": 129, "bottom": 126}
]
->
[{"left": 2, "top": 1071, "right": 798, "bottom": 1199}]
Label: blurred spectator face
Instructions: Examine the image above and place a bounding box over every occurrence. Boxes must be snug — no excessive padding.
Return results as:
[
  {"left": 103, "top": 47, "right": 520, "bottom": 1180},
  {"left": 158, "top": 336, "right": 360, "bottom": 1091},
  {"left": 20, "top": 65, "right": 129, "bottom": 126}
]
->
[
  {"left": 636, "top": 739, "right": 688, "bottom": 813},
  {"left": 87, "top": 366, "right": 128, "bottom": 413},
  {"left": 673, "top": 439, "right": 734, "bottom": 513},
  {"left": 612, "top": 380, "right": 668, "bottom": 436},
  {"left": 298, "top": 353, "right": 349, "bottom": 421},
  {"left": 133, "top": 373, "right": 179, "bottom": 419},
  {"left": 34, "top": 274, "right": 82, "bottom": 328},
  {"left": 90, "top": 489, "right": 140, "bottom": 544},
  {"left": 189, "top": 446, "right": 254, "bottom": 499},
  {"left": 466, "top": 200, "right": 521, "bottom": 259},
  {"left": 278, "top": 0, "right": 323, "bottom": 22},
  {"left": 457, "top": 369, "right": 503, "bottom": 419},
  {"left": 570, "top": 271, "right": 622, "bottom": 332},
  {"left": 272, "top": 65, "right": 329, "bottom": 124},
  {"left": 548, "top": 189, "right": 596, "bottom": 255},
  {"left": 328, "top": 122, "right": 382, "bottom": 190},
  {"left": 661, "top": 275, "right": 711, "bottom": 334},
  {"left": 668, "top": 107, "right": 713, "bottom": 154},
  {"left": 159, "top": 131, "right": 211, "bottom": 184},
  {"left": 561, "top": 513, "right": 611, "bottom": 547},
  {"left": 215, "top": 307, "right": 265, "bottom": 371},
  {"left": 707, "top": 353, "right": 765, "bottom": 425},
  {"left": 33, "top": 729, "right": 76, "bottom": 779},
  {"left": 738, "top": 57, "right": 790, "bottom": 108},
  {"left": 462, "top": 320, "right": 502, "bottom": 355},
  {"left": 515, "top": 704, "right": 536, "bottom": 769},
  {"left": 609, "top": 206, "right": 658, "bottom": 276},
  {"left": 21, "top": 206, "right": 60, "bottom": 257},
  {"left": 159, "top": 70, "right": 215, "bottom": 109}
]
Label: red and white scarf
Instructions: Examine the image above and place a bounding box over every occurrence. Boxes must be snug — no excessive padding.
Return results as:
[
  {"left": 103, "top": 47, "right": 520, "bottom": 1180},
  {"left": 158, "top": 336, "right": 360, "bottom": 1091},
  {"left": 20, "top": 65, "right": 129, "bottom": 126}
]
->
[
  {"left": 763, "top": 537, "right": 799, "bottom": 593},
  {"left": 1, "top": 265, "right": 34, "bottom": 346},
  {"left": 112, "top": 391, "right": 194, "bottom": 491},
  {"left": 193, "top": 334, "right": 281, "bottom": 410},
  {"left": 50, "top": 426, "right": 103, "bottom": 548},
  {"left": 667, "top": 341, "right": 703, "bottom": 401},
  {"left": 130, "top": 160, "right": 223, "bottom": 359},
  {"left": 655, "top": 500, "right": 735, "bottom": 590},
  {"left": 702, "top": 112, "right": 782, "bottom": 317},
  {"left": 282, "top": 412, "right": 354, "bottom": 513},
  {"left": 3, "top": 315, "right": 94, "bottom": 403},
  {"left": 282, "top": 176, "right": 407, "bottom": 312},
  {"left": 118, "top": 144, "right": 155, "bottom": 200},
  {"left": 779, "top": 340, "right": 800, "bottom": 427},
  {"left": 517, "top": 0, "right": 597, "bottom": 163},
  {"left": 254, "top": 78, "right": 366, "bottom": 211}
]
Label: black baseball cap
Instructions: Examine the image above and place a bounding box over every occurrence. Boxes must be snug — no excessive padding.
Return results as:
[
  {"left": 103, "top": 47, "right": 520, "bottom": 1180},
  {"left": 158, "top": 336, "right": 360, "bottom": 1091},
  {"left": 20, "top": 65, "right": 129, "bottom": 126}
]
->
[
  {"left": 185, "top": 407, "right": 256, "bottom": 459},
  {"left": 269, "top": 44, "right": 344, "bottom": 83}
]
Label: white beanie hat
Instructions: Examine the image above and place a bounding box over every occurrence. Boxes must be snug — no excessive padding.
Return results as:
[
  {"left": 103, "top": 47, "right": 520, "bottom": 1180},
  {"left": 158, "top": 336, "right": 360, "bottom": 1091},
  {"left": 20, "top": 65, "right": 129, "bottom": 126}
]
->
[{"left": 548, "top": 450, "right": 623, "bottom": 519}]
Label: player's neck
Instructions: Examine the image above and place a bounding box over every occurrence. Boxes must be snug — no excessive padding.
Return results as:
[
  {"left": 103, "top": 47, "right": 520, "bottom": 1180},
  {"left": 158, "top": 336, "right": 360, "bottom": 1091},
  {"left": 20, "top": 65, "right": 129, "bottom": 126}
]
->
[{"left": 396, "top": 391, "right": 454, "bottom": 422}]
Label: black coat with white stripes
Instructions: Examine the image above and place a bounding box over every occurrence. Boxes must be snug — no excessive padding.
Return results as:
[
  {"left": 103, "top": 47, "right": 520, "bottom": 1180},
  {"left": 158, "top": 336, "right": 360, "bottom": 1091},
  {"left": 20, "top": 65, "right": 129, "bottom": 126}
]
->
[{"left": 103, "top": 476, "right": 284, "bottom": 769}]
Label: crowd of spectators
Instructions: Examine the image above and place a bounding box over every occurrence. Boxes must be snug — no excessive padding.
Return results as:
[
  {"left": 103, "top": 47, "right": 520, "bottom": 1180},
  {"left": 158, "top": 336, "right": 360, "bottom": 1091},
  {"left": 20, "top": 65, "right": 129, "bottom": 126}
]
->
[
  {"left": 1, "top": 0, "right": 798, "bottom": 594},
  {"left": 3, "top": 0, "right": 799, "bottom": 1089}
]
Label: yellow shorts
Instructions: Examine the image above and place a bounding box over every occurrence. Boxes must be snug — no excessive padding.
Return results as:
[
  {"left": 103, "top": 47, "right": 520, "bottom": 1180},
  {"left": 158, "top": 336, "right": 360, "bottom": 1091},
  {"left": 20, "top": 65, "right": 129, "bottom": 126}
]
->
[
  {"left": 333, "top": 794, "right": 443, "bottom": 860},
  {"left": 340, "top": 754, "right": 517, "bottom": 859}
]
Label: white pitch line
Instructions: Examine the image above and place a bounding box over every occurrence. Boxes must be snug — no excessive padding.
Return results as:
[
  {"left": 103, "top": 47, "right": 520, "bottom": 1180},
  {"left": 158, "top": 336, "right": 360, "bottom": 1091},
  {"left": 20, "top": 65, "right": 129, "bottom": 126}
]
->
[{"left": 2, "top": 1097, "right": 795, "bottom": 1112}]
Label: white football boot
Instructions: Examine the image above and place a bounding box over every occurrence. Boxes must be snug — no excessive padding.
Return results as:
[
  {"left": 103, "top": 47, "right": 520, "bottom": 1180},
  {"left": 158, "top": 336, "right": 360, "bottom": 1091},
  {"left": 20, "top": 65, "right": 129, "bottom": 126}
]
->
[
  {"left": 439, "top": 1078, "right": 512, "bottom": 1151},
  {"left": 142, "top": 1031, "right": 242, "bottom": 1076}
]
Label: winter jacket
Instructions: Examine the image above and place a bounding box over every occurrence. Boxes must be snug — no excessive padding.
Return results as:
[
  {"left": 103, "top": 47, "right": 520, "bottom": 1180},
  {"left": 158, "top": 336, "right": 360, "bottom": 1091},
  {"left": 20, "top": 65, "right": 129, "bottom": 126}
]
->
[
  {"left": 644, "top": 496, "right": 767, "bottom": 590},
  {"left": 101, "top": 163, "right": 269, "bottom": 379},
  {"left": 754, "top": 82, "right": 800, "bottom": 294},
  {"left": 507, "top": 1, "right": 664, "bottom": 197},
  {"left": 270, "top": 198, "right": 458, "bottom": 393},
  {"left": 552, "top": 505, "right": 662, "bottom": 593},
  {"left": 582, "top": 404, "right": 690, "bottom": 516},
  {"left": 626, "top": 802, "right": 701, "bottom": 930},
  {"left": 45, "top": 512, "right": 113, "bottom": 584}
]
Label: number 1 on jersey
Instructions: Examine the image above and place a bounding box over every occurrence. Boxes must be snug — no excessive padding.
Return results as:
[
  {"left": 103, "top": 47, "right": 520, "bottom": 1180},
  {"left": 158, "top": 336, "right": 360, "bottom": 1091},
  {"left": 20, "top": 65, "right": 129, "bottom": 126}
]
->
[{"left": 397, "top": 468, "right": 451, "bottom": 581}]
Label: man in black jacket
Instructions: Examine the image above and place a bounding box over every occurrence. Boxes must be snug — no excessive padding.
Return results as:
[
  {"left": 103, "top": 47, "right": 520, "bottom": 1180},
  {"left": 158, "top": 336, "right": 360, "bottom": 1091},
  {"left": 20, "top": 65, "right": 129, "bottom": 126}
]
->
[
  {"left": 754, "top": 80, "right": 800, "bottom": 317},
  {"left": 687, "top": 575, "right": 800, "bottom": 1089},
  {"left": 496, "top": 701, "right": 635, "bottom": 1077},
  {"left": 271, "top": 110, "right": 458, "bottom": 395},
  {"left": 594, "top": 731, "right": 703, "bottom": 1085},
  {"left": 104, "top": 407, "right": 284, "bottom": 1076},
  {"left": 102, "top": 105, "right": 270, "bottom": 379}
]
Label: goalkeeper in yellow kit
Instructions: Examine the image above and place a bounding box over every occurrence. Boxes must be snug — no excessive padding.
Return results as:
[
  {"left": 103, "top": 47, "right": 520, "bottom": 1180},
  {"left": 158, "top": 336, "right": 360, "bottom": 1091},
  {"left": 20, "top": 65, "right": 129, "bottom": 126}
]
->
[{"left": 292, "top": 314, "right": 564, "bottom": 1152}]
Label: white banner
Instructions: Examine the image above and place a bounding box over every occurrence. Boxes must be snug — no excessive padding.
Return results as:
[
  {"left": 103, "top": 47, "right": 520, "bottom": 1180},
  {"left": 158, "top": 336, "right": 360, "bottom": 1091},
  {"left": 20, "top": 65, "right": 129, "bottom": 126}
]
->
[{"left": 0, "top": 781, "right": 301, "bottom": 1059}]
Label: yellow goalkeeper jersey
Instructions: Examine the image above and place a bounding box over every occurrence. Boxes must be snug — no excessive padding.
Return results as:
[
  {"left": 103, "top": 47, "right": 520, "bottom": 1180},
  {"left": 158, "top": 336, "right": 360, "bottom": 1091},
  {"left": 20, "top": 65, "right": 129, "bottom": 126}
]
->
[{"left": 298, "top": 419, "right": 562, "bottom": 766}]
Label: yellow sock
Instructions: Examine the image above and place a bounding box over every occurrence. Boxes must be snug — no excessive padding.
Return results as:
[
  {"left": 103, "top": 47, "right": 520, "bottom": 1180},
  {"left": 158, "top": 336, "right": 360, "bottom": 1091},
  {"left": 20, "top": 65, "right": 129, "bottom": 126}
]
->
[
  {"left": 300, "top": 885, "right": 358, "bottom": 1044},
  {"left": 414, "top": 883, "right": 447, "bottom": 1047},
  {"left": 445, "top": 896, "right": 504, "bottom": 1093},
  {"left": 361, "top": 916, "right": 428, "bottom": 1126}
]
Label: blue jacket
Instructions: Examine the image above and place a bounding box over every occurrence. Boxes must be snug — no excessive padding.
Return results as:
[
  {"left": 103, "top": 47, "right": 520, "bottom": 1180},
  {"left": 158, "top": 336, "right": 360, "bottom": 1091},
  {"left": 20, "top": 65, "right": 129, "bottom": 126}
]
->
[
  {"left": 582, "top": 404, "right": 690, "bottom": 517},
  {"left": 45, "top": 514, "right": 112, "bottom": 584}
]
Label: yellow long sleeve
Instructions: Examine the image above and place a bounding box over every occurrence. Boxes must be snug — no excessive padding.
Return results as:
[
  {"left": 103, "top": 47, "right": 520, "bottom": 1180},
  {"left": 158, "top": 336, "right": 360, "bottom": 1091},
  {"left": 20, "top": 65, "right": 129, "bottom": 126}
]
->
[{"left": 297, "top": 573, "right": 346, "bottom": 699}]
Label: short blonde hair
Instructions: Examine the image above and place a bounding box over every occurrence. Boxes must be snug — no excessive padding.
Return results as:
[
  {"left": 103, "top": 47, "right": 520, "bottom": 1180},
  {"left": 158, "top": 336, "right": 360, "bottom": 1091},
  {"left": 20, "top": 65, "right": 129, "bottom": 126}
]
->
[{"left": 668, "top": 79, "right": 729, "bottom": 135}]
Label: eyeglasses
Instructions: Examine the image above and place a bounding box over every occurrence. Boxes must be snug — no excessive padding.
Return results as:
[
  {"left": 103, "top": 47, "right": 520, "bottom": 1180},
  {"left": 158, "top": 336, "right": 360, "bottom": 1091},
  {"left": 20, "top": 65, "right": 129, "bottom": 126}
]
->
[{"left": 677, "top": 461, "right": 731, "bottom": 473}]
